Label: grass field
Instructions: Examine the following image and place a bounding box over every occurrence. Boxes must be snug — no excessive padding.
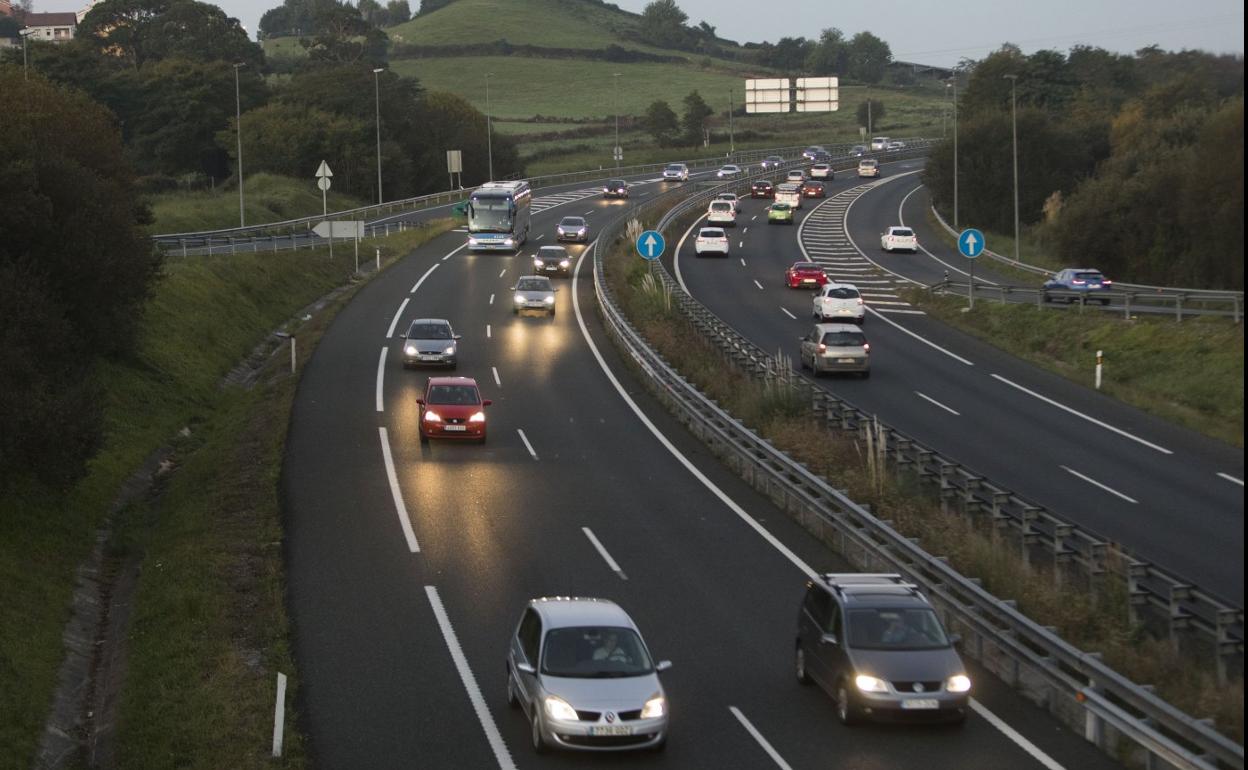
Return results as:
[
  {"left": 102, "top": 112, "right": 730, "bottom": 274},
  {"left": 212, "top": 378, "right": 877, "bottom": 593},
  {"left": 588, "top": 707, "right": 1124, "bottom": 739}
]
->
[{"left": 147, "top": 173, "right": 364, "bottom": 234}]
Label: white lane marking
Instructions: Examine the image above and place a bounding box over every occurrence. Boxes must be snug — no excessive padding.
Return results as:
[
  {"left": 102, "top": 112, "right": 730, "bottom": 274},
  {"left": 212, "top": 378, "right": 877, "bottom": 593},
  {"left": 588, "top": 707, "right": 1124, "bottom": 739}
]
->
[
  {"left": 991, "top": 374, "right": 1173, "bottom": 455},
  {"left": 743, "top": 227, "right": 749, "bottom": 234},
  {"left": 486, "top": 324, "right": 492, "bottom": 338},
  {"left": 739, "top": 240, "right": 744, "bottom": 248},
  {"left": 376, "top": 347, "right": 388, "bottom": 412},
  {"left": 968, "top": 699, "right": 1067, "bottom": 770},
  {"left": 581, "top": 527, "right": 627, "bottom": 580},
  {"left": 584, "top": 210, "right": 594, "bottom": 216},
  {"left": 916, "top": 390, "right": 960, "bottom": 416},
  {"left": 1217, "top": 472, "right": 1244, "bottom": 486},
  {"left": 535, "top": 234, "right": 544, "bottom": 241},
  {"left": 424, "top": 587, "right": 517, "bottom": 770},
  {"left": 489, "top": 293, "right": 495, "bottom": 305},
  {"left": 571, "top": 250, "right": 818, "bottom": 582},
  {"left": 729, "top": 707, "right": 793, "bottom": 770},
  {"left": 866, "top": 307, "right": 974, "bottom": 365},
  {"left": 753, "top": 279, "right": 764, "bottom": 291},
  {"left": 672, "top": 213, "right": 705, "bottom": 294},
  {"left": 498, "top": 268, "right": 507, "bottom": 278},
  {"left": 780, "top": 307, "right": 797, "bottom": 320},
  {"left": 751, "top": 215, "right": 758, "bottom": 221},
  {"left": 492, "top": 366, "right": 501, "bottom": 387},
  {"left": 898, "top": 185, "right": 997, "bottom": 285},
  {"left": 740, "top": 258, "right": 747, "bottom": 266},
  {"left": 876, "top": 308, "right": 927, "bottom": 315},
  {"left": 1060, "top": 465, "right": 1139, "bottom": 504},
  {"left": 378, "top": 427, "right": 419, "bottom": 552},
  {"left": 385, "top": 297, "right": 410, "bottom": 339},
  {"left": 410, "top": 262, "right": 441, "bottom": 294},
  {"left": 516, "top": 428, "right": 538, "bottom": 460}
]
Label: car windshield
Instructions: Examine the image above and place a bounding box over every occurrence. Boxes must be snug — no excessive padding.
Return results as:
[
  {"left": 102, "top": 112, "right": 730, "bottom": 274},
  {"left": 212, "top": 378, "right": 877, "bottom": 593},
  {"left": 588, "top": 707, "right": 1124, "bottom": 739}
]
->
[
  {"left": 822, "top": 331, "right": 867, "bottom": 346},
  {"left": 772, "top": 204, "right": 789, "bottom": 211},
  {"left": 539, "top": 248, "right": 567, "bottom": 258},
  {"left": 861, "top": 161, "right": 877, "bottom": 168},
  {"left": 608, "top": 180, "right": 625, "bottom": 187},
  {"left": 1075, "top": 272, "right": 1105, "bottom": 281},
  {"left": 710, "top": 202, "right": 731, "bottom": 212},
  {"left": 847, "top": 608, "right": 950, "bottom": 650},
  {"left": 517, "top": 278, "right": 552, "bottom": 291},
  {"left": 541, "top": 626, "right": 654, "bottom": 678},
  {"left": 891, "top": 229, "right": 914, "bottom": 237},
  {"left": 426, "top": 384, "right": 480, "bottom": 406},
  {"left": 700, "top": 229, "right": 725, "bottom": 238},
  {"left": 407, "top": 322, "right": 451, "bottom": 339},
  {"left": 665, "top": 165, "right": 683, "bottom": 171},
  {"left": 559, "top": 218, "right": 584, "bottom": 227},
  {"left": 793, "top": 263, "right": 819, "bottom": 271},
  {"left": 825, "top": 287, "right": 860, "bottom": 299},
  {"left": 468, "top": 197, "right": 511, "bottom": 232}
]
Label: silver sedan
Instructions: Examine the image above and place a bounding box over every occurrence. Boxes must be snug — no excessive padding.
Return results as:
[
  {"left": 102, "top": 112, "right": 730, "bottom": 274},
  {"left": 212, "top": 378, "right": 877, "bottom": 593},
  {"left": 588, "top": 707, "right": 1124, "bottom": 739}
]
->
[{"left": 512, "top": 275, "right": 558, "bottom": 317}]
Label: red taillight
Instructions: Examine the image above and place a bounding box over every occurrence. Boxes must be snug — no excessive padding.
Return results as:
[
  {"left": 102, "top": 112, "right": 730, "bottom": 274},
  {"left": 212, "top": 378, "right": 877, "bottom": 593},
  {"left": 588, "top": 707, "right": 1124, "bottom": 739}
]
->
[
  {"left": 1073, "top": 279, "right": 1086, "bottom": 285},
  {"left": 1103, "top": 279, "right": 1113, "bottom": 285}
]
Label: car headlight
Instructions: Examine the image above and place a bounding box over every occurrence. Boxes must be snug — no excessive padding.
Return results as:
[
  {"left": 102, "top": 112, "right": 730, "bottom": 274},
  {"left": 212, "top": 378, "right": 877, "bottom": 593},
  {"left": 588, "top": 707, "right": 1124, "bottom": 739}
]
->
[
  {"left": 423, "top": 411, "right": 442, "bottom": 422},
  {"left": 515, "top": 294, "right": 526, "bottom": 304},
  {"left": 544, "top": 296, "right": 555, "bottom": 304},
  {"left": 405, "top": 346, "right": 417, "bottom": 355},
  {"left": 640, "top": 694, "right": 666, "bottom": 719},
  {"left": 855, "top": 674, "right": 888, "bottom": 693},
  {"left": 946, "top": 674, "right": 972, "bottom": 693},
  {"left": 504, "top": 238, "right": 514, "bottom": 246},
  {"left": 577, "top": 228, "right": 586, "bottom": 234},
  {"left": 556, "top": 228, "right": 564, "bottom": 235},
  {"left": 559, "top": 260, "right": 570, "bottom": 267},
  {"left": 468, "top": 237, "right": 479, "bottom": 245},
  {"left": 468, "top": 411, "right": 486, "bottom": 423},
  {"left": 534, "top": 259, "right": 545, "bottom": 267},
  {"left": 443, "top": 346, "right": 455, "bottom": 355},
  {"left": 544, "top": 695, "right": 578, "bottom": 721},
  {"left": 603, "top": 187, "right": 610, "bottom": 192}
]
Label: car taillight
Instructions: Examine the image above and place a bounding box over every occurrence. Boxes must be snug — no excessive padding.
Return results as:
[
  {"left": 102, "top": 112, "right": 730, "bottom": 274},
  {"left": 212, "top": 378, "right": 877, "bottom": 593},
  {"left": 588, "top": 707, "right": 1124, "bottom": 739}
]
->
[
  {"left": 1073, "top": 279, "right": 1085, "bottom": 285},
  {"left": 1103, "top": 279, "right": 1113, "bottom": 285}
]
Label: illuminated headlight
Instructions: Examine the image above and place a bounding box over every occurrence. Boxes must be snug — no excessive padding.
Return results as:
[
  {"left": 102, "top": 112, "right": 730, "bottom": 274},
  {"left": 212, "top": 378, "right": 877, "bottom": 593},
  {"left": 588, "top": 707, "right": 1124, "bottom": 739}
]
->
[
  {"left": 468, "top": 411, "right": 486, "bottom": 423},
  {"left": 556, "top": 228, "right": 565, "bottom": 235},
  {"left": 946, "top": 675, "right": 972, "bottom": 693},
  {"left": 544, "top": 695, "right": 578, "bottom": 722},
  {"left": 468, "top": 237, "right": 479, "bottom": 245},
  {"left": 534, "top": 259, "right": 545, "bottom": 267},
  {"left": 855, "top": 675, "right": 888, "bottom": 693},
  {"left": 503, "top": 238, "right": 514, "bottom": 246},
  {"left": 443, "top": 346, "right": 455, "bottom": 355},
  {"left": 559, "top": 260, "right": 570, "bottom": 267},
  {"left": 514, "top": 294, "right": 525, "bottom": 304},
  {"left": 577, "top": 228, "right": 586, "bottom": 234},
  {"left": 423, "top": 411, "right": 442, "bottom": 422},
  {"left": 544, "top": 296, "right": 555, "bottom": 304},
  {"left": 405, "top": 346, "right": 417, "bottom": 355},
  {"left": 640, "top": 694, "right": 666, "bottom": 719},
  {"left": 603, "top": 187, "right": 610, "bottom": 192}
]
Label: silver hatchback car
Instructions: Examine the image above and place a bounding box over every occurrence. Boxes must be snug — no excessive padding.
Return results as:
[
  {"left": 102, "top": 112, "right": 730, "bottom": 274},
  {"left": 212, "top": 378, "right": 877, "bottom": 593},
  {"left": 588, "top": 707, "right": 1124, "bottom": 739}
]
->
[
  {"left": 512, "top": 275, "right": 557, "bottom": 316},
  {"left": 507, "top": 597, "right": 671, "bottom": 753},
  {"left": 399, "top": 318, "right": 460, "bottom": 369},
  {"left": 799, "top": 323, "right": 871, "bottom": 377}
]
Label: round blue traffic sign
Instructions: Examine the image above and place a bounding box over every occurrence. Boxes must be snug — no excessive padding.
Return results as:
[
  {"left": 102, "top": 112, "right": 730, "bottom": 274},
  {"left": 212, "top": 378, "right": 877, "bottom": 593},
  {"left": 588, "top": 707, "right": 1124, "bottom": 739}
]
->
[
  {"left": 958, "top": 228, "right": 985, "bottom": 259},
  {"left": 635, "top": 230, "right": 666, "bottom": 261}
]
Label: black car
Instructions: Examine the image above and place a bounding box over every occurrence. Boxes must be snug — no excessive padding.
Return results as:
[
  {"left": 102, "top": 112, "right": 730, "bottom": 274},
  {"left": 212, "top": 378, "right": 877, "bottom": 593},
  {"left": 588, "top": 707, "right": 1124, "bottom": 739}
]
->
[
  {"left": 751, "top": 180, "right": 775, "bottom": 198},
  {"left": 811, "top": 151, "right": 831, "bottom": 164},
  {"left": 603, "top": 179, "right": 628, "bottom": 198},
  {"left": 534, "top": 245, "right": 573, "bottom": 277},
  {"left": 761, "top": 155, "right": 785, "bottom": 170}
]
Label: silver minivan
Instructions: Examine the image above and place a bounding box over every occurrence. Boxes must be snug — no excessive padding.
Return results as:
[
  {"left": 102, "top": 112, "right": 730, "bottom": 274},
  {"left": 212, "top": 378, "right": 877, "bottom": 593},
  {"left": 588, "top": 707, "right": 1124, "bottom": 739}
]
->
[
  {"left": 799, "top": 323, "right": 870, "bottom": 377},
  {"left": 507, "top": 597, "right": 671, "bottom": 753}
]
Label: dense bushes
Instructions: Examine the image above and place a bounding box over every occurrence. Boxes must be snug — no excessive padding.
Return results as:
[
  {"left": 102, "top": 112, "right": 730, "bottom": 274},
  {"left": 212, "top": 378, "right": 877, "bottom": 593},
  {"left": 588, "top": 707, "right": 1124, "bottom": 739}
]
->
[{"left": 389, "top": 40, "right": 686, "bottom": 64}]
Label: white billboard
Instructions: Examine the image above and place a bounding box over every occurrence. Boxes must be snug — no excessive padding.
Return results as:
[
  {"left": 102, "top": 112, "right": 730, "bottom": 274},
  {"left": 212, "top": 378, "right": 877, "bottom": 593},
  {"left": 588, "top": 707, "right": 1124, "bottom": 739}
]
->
[
  {"left": 745, "top": 78, "right": 791, "bottom": 114},
  {"left": 795, "top": 76, "right": 839, "bottom": 112}
]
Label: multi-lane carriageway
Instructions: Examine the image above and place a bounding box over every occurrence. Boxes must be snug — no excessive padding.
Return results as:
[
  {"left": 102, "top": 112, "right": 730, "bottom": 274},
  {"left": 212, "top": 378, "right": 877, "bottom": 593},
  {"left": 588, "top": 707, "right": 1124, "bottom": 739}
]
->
[{"left": 280, "top": 160, "right": 1220, "bottom": 768}]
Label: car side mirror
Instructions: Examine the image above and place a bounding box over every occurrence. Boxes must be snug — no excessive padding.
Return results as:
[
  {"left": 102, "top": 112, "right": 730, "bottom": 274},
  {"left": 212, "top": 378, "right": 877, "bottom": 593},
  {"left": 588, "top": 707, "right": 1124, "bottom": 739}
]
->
[
  {"left": 453, "top": 334, "right": 462, "bottom": 340},
  {"left": 416, "top": 398, "right": 425, "bottom": 406},
  {"left": 553, "top": 288, "right": 560, "bottom": 293},
  {"left": 482, "top": 399, "right": 493, "bottom": 407},
  {"left": 820, "top": 633, "right": 839, "bottom": 646},
  {"left": 508, "top": 286, "right": 516, "bottom": 291},
  {"left": 948, "top": 633, "right": 962, "bottom": 645},
  {"left": 399, "top": 333, "right": 407, "bottom": 339},
  {"left": 516, "top": 662, "right": 536, "bottom": 675},
  {"left": 655, "top": 660, "right": 673, "bottom": 673}
]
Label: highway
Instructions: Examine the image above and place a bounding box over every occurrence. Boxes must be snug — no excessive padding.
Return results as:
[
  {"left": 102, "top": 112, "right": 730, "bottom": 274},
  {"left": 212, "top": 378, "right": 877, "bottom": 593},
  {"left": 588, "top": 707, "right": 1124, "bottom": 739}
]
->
[
  {"left": 668, "top": 160, "right": 1245, "bottom": 605},
  {"left": 281, "top": 167, "right": 1124, "bottom": 768}
]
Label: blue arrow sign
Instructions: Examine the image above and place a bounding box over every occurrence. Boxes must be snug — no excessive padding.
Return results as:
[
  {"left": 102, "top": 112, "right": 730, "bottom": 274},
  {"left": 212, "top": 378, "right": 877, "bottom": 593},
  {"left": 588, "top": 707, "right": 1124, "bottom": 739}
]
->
[
  {"left": 635, "top": 229, "right": 666, "bottom": 261},
  {"left": 958, "top": 228, "right": 985, "bottom": 259}
]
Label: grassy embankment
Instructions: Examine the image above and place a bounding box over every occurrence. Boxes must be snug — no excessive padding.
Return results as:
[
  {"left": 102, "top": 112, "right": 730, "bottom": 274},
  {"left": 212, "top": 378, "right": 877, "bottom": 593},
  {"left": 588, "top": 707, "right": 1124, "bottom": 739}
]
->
[
  {"left": 602, "top": 205, "right": 1242, "bottom": 743},
  {"left": 145, "top": 172, "right": 365, "bottom": 234},
  {"left": 0, "top": 222, "right": 454, "bottom": 770}
]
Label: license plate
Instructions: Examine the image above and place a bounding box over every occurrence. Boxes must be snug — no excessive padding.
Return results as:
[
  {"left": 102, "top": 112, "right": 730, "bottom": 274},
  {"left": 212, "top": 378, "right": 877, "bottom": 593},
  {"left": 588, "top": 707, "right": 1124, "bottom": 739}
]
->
[
  {"left": 419, "top": 355, "right": 441, "bottom": 361},
  {"left": 802, "top": 279, "right": 816, "bottom": 283},
  {"left": 527, "top": 302, "right": 546, "bottom": 307},
  {"left": 589, "top": 725, "right": 633, "bottom": 736},
  {"left": 444, "top": 425, "right": 467, "bottom": 432},
  {"left": 901, "top": 699, "right": 939, "bottom": 710},
  {"left": 839, "top": 358, "right": 857, "bottom": 364}
]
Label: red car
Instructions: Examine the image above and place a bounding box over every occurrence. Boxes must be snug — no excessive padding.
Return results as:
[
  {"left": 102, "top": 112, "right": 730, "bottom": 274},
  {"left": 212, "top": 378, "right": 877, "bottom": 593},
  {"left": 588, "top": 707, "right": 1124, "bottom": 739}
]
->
[
  {"left": 751, "top": 180, "right": 775, "bottom": 198},
  {"left": 785, "top": 262, "right": 828, "bottom": 289},
  {"left": 801, "top": 180, "right": 826, "bottom": 198},
  {"left": 417, "top": 376, "right": 492, "bottom": 444}
]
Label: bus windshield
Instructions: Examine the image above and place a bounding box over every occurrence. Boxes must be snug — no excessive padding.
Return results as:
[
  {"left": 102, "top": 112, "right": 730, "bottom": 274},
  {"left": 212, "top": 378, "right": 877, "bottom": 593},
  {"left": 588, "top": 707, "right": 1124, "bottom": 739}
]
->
[{"left": 469, "top": 197, "right": 512, "bottom": 232}]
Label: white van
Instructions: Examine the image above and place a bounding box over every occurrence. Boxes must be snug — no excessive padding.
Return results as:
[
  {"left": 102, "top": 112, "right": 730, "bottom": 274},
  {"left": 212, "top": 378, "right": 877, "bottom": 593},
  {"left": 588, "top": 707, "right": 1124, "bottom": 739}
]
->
[
  {"left": 870, "top": 136, "right": 890, "bottom": 151},
  {"left": 707, "top": 199, "right": 737, "bottom": 226},
  {"left": 857, "top": 159, "right": 880, "bottom": 178},
  {"left": 774, "top": 182, "right": 803, "bottom": 209}
]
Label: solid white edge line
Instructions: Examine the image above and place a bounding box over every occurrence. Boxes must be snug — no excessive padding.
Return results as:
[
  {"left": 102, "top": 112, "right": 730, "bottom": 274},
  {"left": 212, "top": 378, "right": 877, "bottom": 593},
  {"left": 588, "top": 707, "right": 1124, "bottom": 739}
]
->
[
  {"left": 865, "top": 307, "right": 974, "bottom": 365},
  {"left": 385, "top": 297, "right": 410, "bottom": 339},
  {"left": 271, "top": 672, "right": 287, "bottom": 758},
  {"left": 571, "top": 250, "right": 819, "bottom": 582},
  {"left": 375, "top": 347, "right": 388, "bottom": 412},
  {"left": 992, "top": 374, "right": 1173, "bottom": 455},
  {"left": 581, "top": 527, "right": 627, "bottom": 579},
  {"left": 780, "top": 307, "right": 797, "bottom": 320},
  {"left": 424, "top": 586, "right": 518, "bottom": 770},
  {"left": 492, "top": 366, "right": 501, "bottom": 387},
  {"left": 728, "top": 706, "right": 793, "bottom": 770},
  {"left": 969, "top": 699, "right": 1068, "bottom": 770},
  {"left": 1217, "top": 472, "right": 1245, "bottom": 486},
  {"left": 753, "top": 279, "right": 764, "bottom": 290},
  {"left": 1060, "top": 465, "right": 1139, "bottom": 504},
  {"left": 672, "top": 213, "right": 706, "bottom": 295},
  {"left": 378, "top": 427, "right": 420, "bottom": 552},
  {"left": 915, "top": 390, "right": 960, "bottom": 416},
  {"left": 410, "top": 262, "right": 441, "bottom": 294},
  {"left": 898, "top": 184, "right": 998, "bottom": 285},
  {"left": 516, "top": 428, "right": 538, "bottom": 460}
]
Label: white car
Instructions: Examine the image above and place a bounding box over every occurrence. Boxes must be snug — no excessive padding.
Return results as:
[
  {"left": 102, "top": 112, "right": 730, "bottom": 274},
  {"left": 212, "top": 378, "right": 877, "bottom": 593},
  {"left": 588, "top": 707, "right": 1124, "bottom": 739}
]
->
[
  {"left": 870, "top": 136, "right": 890, "bottom": 151},
  {"left": 809, "top": 163, "right": 833, "bottom": 179},
  {"left": 715, "top": 192, "right": 739, "bottom": 209},
  {"left": 786, "top": 169, "right": 806, "bottom": 183},
  {"left": 694, "top": 227, "right": 730, "bottom": 257},
  {"left": 706, "top": 200, "right": 736, "bottom": 226},
  {"left": 887, "top": 141, "right": 905, "bottom": 151},
  {"left": 880, "top": 226, "right": 918, "bottom": 252},
  {"left": 813, "top": 282, "right": 865, "bottom": 324},
  {"left": 662, "top": 163, "right": 689, "bottom": 182},
  {"left": 716, "top": 164, "right": 742, "bottom": 179},
  {"left": 857, "top": 159, "right": 880, "bottom": 178}
]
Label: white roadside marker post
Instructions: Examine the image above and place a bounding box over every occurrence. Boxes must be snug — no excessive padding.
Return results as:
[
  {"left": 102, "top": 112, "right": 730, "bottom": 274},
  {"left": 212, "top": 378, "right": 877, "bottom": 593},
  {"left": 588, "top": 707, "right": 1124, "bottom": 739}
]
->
[{"left": 1095, "top": 350, "right": 1103, "bottom": 390}]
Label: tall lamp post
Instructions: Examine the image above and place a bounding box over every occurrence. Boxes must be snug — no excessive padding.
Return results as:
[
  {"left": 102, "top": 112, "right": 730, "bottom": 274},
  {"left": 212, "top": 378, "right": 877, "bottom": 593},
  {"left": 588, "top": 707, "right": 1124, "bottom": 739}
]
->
[
  {"left": 1003, "top": 73, "right": 1020, "bottom": 264},
  {"left": 373, "top": 67, "right": 384, "bottom": 204},
  {"left": 20, "top": 29, "right": 36, "bottom": 80},
  {"left": 485, "top": 72, "right": 495, "bottom": 182},
  {"left": 948, "top": 75, "right": 959, "bottom": 228},
  {"left": 613, "top": 72, "right": 621, "bottom": 169},
  {"left": 233, "top": 62, "right": 246, "bottom": 227},
  {"left": 728, "top": 88, "right": 735, "bottom": 156}
]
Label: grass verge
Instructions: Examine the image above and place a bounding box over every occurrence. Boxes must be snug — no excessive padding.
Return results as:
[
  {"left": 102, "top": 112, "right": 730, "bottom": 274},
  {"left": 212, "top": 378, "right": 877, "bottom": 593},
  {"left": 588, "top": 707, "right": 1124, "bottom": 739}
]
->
[
  {"left": 907, "top": 290, "right": 1244, "bottom": 447},
  {"left": 145, "top": 172, "right": 365, "bottom": 235},
  {"left": 0, "top": 222, "right": 454, "bottom": 770},
  {"left": 602, "top": 216, "right": 1243, "bottom": 742}
]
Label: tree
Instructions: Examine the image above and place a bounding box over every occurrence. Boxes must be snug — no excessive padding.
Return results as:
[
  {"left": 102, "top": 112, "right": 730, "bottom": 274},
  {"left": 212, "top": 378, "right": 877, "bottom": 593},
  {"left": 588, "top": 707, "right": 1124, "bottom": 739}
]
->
[
  {"left": 418, "top": 91, "right": 522, "bottom": 186},
  {"left": 299, "top": 3, "right": 389, "bottom": 65},
  {"left": 1, "top": 67, "right": 162, "bottom": 486},
  {"left": 762, "top": 36, "right": 811, "bottom": 72},
  {"left": 856, "top": 98, "right": 885, "bottom": 129},
  {"left": 387, "top": 0, "right": 412, "bottom": 23},
  {"left": 419, "top": 0, "right": 453, "bottom": 14},
  {"left": 846, "top": 31, "right": 891, "bottom": 83},
  {"left": 806, "top": 27, "right": 846, "bottom": 75},
  {"left": 639, "top": 0, "right": 689, "bottom": 49},
  {"left": 641, "top": 99, "right": 679, "bottom": 146},
  {"left": 78, "top": 0, "right": 264, "bottom": 69},
  {"left": 680, "top": 89, "right": 712, "bottom": 146}
]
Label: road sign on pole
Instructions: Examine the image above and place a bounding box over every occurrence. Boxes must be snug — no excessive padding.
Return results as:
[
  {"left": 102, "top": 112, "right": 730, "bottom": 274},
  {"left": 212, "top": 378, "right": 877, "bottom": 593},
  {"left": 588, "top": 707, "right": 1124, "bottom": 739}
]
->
[
  {"left": 613, "top": 147, "right": 623, "bottom": 162},
  {"left": 313, "top": 221, "right": 366, "bottom": 239},
  {"left": 635, "top": 230, "right": 666, "bottom": 261},
  {"left": 957, "top": 228, "right": 985, "bottom": 258},
  {"left": 315, "top": 161, "right": 334, "bottom": 259}
]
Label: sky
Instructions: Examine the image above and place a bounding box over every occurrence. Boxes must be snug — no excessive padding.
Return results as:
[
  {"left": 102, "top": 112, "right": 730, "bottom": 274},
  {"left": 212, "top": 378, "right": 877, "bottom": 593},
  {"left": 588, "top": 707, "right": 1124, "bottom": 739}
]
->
[{"left": 37, "top": 0, "right": 1245, "bottom": 68}]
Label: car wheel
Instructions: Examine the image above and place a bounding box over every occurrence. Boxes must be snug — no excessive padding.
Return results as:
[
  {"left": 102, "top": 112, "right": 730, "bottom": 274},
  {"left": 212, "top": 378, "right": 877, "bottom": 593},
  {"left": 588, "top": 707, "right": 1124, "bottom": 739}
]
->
[
  {"left": 795, "top": 644, "right": 811, "bottom": 685},
  {"left": 836, "top": 684, "right": 859, "bottom": 725},
  {"left": 506, "top": 667, "right": 520, "bottom": 709},
  {"left": 810, "top": 354, "right": 821, "bottom": 376},
  {"left": 531, "top": 710, "right": 548, "bottom": 754},
  {"left": 419, "top": 431, "right": 429, "bottom": 445},
  {"left": 949, "top": 710, "right": 968, "bottom": 727}
]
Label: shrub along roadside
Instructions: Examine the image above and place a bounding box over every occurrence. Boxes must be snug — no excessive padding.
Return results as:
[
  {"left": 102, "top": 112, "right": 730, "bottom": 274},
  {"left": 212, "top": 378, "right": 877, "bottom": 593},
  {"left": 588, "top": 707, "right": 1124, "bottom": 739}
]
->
[
  {"left": 0, "top": 222, "right": 454, "bottom": 769},
  {"left": 145, "top": 172, "right": 365, "bottom": 235},
  {"left": 906, "top": 290, "right": 1244, "bottom": 448},
  {"left": 602, "top": 221, "right": 1243, "bottom": 742}
]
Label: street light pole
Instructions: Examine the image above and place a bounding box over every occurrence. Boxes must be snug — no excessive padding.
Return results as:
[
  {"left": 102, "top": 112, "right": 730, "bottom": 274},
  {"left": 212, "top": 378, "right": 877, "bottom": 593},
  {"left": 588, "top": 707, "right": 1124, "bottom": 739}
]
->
[
  {"left": 20, "top": 29, "right": 34, "bottom": 80},
  {"left": 1004, "top": 73, "right": 1020, "bottom": 264},
  {"left": 233, "top": 62, "right": 246, "bottom": 227},
  {"left": 485, "top": 72, "right": 494, "bottom": 181},
  {"left": 950, "top": 76, "right": 959, "bottom": 228},
  {"left": 728, "top": 88, "right": 735, "bottom": 156},
  {"left": 613, "top": 72, "right": 620, "bottom": 169},
  {"left": 373, "top": 67, "right": 384, "bottom": 205}
]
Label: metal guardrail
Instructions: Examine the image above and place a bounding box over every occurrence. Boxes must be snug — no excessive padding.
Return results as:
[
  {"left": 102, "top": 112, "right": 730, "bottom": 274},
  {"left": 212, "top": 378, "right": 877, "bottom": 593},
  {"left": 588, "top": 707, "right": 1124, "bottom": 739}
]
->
[
  {"left": 589, "top": 156, "right": 1243, "bottom": 770},
  {"left": 927, "top": 279, "right": 1243, "bottom": 322},
  {"left": 929, "top": 204, "right": 1246, "bottom": 311}
]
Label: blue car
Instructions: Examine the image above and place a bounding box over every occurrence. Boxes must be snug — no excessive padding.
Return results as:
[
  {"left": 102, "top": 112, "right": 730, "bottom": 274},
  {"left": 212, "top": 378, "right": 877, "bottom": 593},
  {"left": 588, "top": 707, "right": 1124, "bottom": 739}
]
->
[{"left": 1043, "top": 269, "right": 1114, "bottom": 305}]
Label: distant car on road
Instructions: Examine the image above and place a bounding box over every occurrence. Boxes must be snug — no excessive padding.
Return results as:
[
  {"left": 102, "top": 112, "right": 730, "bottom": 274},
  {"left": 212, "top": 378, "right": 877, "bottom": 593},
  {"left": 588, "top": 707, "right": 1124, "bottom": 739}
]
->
[
  {"left": 786, "top": 169, "right": 807, "bottom": 183},
  {"left": 880, "top": 226, "right": 918, "bottom": 253},
  {"left": 694, "top": 227, "right": 730, "bottom": 257},
  {"left": 507, "top": 597, "right": 671, "bottom": 753},
  {"left": 401, "top": 318, "right": 461, "bottom": 369},
  {"left": 534, "top": 245, "right": 572, "bottom": 277},
  {"left": 785, "top": 261, "right": 828, "bottom": 289},
  {"left": 802, "top": 145, "right": 827, "bottom": 160},
  {"left": 813, "top": 283, "right": 865, "bottom": 324},
  {"left": 887, "top": 141, "right": 905, "bottom": 151},
  {"left": 849, "top": 145, "right": 868, "bottom": 157},
  {"left": 417, "top": 376, "right": 490, "bottom": 443},
  {"left": 751, "top": 180, "right": 775, "bottom": 198},
  {"left": 662, "top": 163, "right": 689, "bottom": 182},
  {"left": 857, "top": 159, "right": 880, "bottom": 178},
  {"left": 556, "top": 216, "right": 588, "bottom": 243},
  {"left": 716, "top": 164, "right": 743, "bottom": 179},
  {"left": 603, "top": 179, "right": 629, "bottom": 198},
  {"left": 799, "top": 323, "right": 871, "bottom": 377},
  {"left": 870, "top": 136, "right": 890, "bottom": 151},
  {"left": 715, "top": 192, "right": 740, "bottom": 208},
  {"left": 761, "top": 155, "right": 785, "bottom": 170},
  {"left": 810, "top": 163, "right": 833, "bottom": 179},
  {"left": 512, "top": 275, "right": 558, "bottom": 316},
  {"left": 801, "top": 180, "right": 827, "bottom": 199},
  {"left": 811, "top": 151, "right": 832, "bottom": 164},
  {"left": 1043, "top": 269, "right": 1114, "bottom": 304},
  {"left": 706, "top": 199, "right": 736, "bottom": 227},
  {"left": 767, "top": 202, "right": 795, "bottom": 224}
]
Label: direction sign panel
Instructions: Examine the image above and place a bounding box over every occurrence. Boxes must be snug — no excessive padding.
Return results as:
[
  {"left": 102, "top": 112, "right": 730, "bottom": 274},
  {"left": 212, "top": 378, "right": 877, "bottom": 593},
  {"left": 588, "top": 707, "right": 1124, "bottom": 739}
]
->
[
  {"left": 795, "top": 77, "right": 839, "bottom": 112},
  {"left": 313, "top": 220, "right": 366, "bottom": 239},
  {"left": 745, "top": 78, "right": 790, "bottom": 114},
  {"left": 635, "top": 229, "right": 665, "bottom": 261},
  {"left": 446, "top": 150, "right": 463, "bottom": 174},
  {"left": 958, "top": 228, "right": 985, "bottom": 259}
]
